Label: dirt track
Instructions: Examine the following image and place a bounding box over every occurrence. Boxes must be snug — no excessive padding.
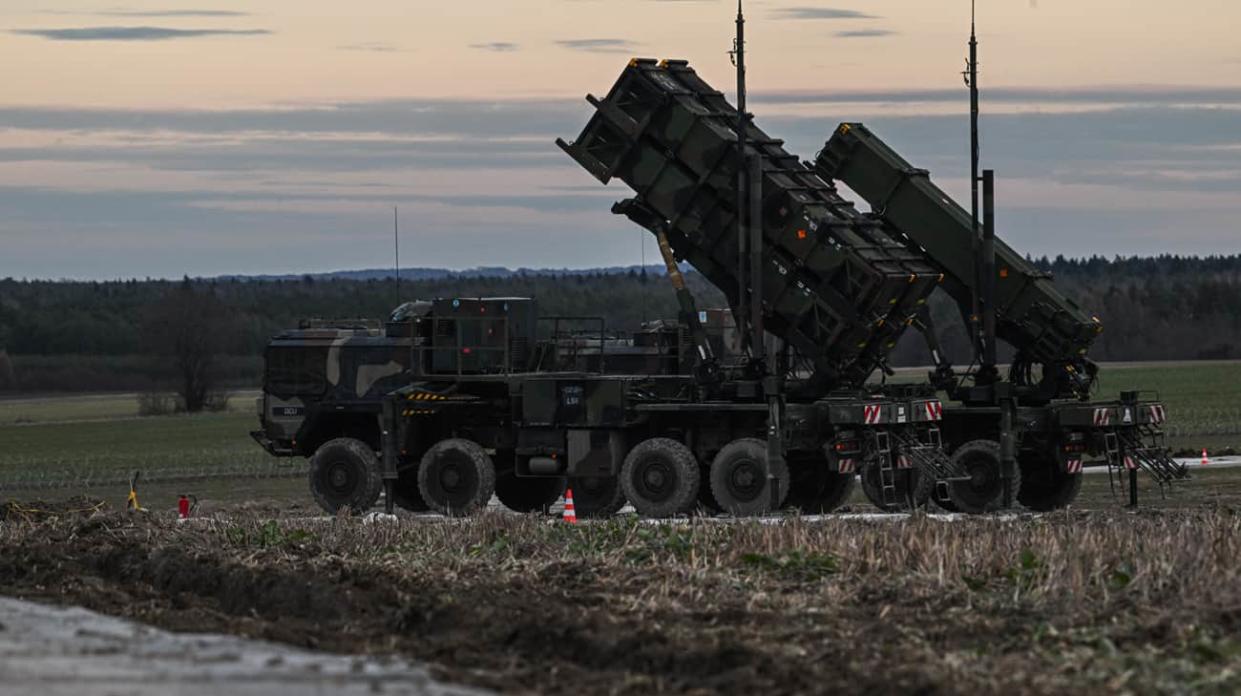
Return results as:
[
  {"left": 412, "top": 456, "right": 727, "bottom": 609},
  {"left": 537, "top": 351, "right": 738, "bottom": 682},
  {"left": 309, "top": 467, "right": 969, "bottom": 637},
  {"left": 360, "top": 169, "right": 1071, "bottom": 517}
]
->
[{"left": 3, "top": 499, "right": 1241, "bottom": 695}]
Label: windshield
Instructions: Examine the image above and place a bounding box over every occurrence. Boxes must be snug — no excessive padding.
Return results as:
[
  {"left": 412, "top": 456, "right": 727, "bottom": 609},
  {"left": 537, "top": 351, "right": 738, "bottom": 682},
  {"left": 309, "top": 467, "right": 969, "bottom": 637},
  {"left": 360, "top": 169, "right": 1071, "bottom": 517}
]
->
[{"left": 264, "top": 345, "right": 330, "bottom": 398}]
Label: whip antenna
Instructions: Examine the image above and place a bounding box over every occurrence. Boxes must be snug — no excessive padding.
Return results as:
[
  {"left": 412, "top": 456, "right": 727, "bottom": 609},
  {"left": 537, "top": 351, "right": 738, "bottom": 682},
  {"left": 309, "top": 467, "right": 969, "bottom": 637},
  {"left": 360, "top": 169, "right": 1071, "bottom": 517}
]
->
[{"left": 394, "top": 206, "right": 400, "bottom": 307}]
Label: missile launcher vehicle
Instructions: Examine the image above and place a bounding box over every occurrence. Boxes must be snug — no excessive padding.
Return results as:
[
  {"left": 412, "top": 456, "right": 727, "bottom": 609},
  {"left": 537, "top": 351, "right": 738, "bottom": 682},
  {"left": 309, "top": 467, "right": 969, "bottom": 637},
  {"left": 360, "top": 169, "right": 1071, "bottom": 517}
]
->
[
  {"left": 559, "top": 58, "right": 1186, "bottom": 511},
  {"left": 813, "top": 122, "right": 1187, "bottom": 509},
  {"left": 252, "top": 53, "right": 1185, "bottom": 517}
]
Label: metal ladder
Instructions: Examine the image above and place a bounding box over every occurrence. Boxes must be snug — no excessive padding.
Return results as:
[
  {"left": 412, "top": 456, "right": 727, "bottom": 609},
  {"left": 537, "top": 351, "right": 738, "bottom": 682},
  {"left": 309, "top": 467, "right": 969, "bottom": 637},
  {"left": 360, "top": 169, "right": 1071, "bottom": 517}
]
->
[
  {"left": 874, "top": 430, "right": 897, "bottom": 507},
  {"left": 888, "top": 426, "right": 962, "bottom": 506},
  {"left": 1117, "top": 428, "right": 1189, "bottom": 485}
]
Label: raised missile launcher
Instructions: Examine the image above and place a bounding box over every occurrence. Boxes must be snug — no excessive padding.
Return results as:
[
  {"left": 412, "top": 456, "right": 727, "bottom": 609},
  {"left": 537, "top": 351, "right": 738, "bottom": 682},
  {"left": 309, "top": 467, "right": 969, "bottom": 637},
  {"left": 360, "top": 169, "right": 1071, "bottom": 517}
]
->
[
  {"left": 560, "top": 59, "right": 963, "bottom": 511},
  {"left": 815, "top": 123, "right": 1101, "bottom": 401},
  {"left": 813, "top": 122, "right": 1188, "bottom": 508},
  {"left": 558, "top": 59, "right": 941, "bottom": 390}
]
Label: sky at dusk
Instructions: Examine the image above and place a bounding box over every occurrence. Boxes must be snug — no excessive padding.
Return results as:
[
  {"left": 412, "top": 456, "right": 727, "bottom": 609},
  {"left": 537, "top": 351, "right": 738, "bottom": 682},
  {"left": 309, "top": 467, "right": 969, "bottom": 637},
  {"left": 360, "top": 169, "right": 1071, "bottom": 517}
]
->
[{"left": 1, "top": 1, "right": 1239, "bottom": 279}]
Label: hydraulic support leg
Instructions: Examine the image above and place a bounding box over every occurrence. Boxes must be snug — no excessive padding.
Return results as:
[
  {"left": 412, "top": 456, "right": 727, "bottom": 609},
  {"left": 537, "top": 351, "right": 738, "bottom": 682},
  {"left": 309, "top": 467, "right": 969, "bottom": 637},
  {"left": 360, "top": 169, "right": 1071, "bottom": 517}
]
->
[{"left": 381, "top": 395, "right": 400, "bottom": 515}]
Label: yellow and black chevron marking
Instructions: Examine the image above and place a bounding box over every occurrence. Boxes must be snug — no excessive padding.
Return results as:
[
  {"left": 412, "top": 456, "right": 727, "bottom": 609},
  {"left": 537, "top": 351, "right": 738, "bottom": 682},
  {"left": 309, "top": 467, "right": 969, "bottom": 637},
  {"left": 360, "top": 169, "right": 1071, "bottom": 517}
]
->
[
  {"left": 406, "top": 392, "right": 448, "bottom": 402},
  {"left": 401, "top": 408, "right": 436, "bottom": 416}
]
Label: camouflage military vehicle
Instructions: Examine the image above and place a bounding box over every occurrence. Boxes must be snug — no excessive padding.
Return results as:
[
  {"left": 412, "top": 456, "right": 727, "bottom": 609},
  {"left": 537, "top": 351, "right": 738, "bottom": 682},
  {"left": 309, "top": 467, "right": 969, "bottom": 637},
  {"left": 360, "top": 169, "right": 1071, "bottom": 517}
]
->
[
  {"left": 254, "top": 57, "right": 1183, "bottom": 518},
  {"left": 556, "top": 58, "right": 1185, "bottom": 511},
  {"left": 254, "top": 293, "right": 946, "bottom": 517}
]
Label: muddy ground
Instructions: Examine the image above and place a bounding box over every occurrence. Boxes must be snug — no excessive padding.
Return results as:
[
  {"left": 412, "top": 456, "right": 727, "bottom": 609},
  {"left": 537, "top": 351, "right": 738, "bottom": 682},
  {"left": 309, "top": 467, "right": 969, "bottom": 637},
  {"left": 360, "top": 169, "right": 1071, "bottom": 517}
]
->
[{"left": 3, "top": 500, "right": 1241, "bottom": 695}]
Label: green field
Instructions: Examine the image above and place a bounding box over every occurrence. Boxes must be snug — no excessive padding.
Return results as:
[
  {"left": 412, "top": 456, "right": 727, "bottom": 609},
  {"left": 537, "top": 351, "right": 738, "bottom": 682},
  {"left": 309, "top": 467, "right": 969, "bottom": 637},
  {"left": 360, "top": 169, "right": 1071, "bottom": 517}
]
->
[
  {"left": 0, "top": 390, "right": 259, "bottom": 426},
  {"left": 1094, "top": 362, "right": 1241, "bottom": 451},
  {"left": 0, "top": 390, "right": 276, "bottom": 494}
]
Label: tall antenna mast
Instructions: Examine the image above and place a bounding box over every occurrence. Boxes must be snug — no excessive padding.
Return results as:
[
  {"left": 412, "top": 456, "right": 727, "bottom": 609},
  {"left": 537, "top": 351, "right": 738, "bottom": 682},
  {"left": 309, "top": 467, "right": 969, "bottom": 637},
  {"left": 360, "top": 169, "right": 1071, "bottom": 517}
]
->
[
  {"left": 731, "top": 0, "right": 750, "bottom": 355},
  {"left": 965, "top": 0, "right": 982, "bottom": 360},
  {"left": 394, "top": 206, "right": 401, "bottom": 307}
]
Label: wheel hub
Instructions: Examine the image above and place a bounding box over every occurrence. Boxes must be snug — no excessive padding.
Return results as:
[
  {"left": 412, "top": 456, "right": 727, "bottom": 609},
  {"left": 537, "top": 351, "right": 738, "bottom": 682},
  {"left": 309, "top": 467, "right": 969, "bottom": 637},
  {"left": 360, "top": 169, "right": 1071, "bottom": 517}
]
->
[
  {"left": 440, "top": 466, "right": 462, "bottom": 490},
  {"left": 634, "top": 459, "right": 674, "bottom": 502},
  {"left": 644, "top": 468, "right": 667, "bottom": 488},
  {"left": 327, "top": 462, "right": 352, "bottom": 492},
  {"left": 727, "top": 460, "right": 763, "bottom": 500}
]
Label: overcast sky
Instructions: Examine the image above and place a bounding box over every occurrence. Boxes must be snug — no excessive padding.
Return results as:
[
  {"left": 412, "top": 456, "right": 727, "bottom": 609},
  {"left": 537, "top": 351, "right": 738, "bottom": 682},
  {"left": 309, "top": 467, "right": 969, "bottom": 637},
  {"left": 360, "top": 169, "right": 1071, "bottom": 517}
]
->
[{"left": 2, "top": 0, "right": 1239, "bottom": 279}]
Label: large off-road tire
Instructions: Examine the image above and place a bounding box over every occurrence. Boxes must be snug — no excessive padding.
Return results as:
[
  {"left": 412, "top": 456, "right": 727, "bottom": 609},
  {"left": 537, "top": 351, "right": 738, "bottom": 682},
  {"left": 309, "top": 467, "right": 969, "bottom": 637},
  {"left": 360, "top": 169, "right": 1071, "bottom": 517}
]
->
[
  {"left": 568, "top": 476, "right": 627, "bottom": 518},
  {"left": 620, "top": 438, "right": 700, "bottom": 518},
  {"left": 308, "top": 438, "right": 383, "bottom": 515},
  {"left": 417, "top": 438, "right": 496, "bottom": 516},
  {"left": 697, "top": 465, "right": 724, "bottom": 515},
  {"left": 709, "top": 438, "right": 789, "bottom": 516},
  {"left": 785, "top": 455, "right": 856, "bottom": 514},
  {"left": 389, "top": 460, "right": 430, "bottom": 512},
  {"left": 860, "top": 463, "right": 932, "bottom": 513},
  {"left": 1018, "top": 454, "right": 1082, "bottom": 511},
  {"left": 496, "top": 469, "right": 565, "bottom": 513},
  {"left": 947, "top": 440, "right": 1022, "bottom": 514}
]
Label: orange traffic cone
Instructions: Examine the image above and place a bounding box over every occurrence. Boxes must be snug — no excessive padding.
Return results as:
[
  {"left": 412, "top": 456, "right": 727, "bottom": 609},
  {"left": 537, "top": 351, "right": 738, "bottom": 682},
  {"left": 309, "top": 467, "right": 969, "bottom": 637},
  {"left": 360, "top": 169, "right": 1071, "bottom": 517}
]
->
[
  {"left": 1202, "top": 448, "right": 1209, "bottom": 466},
  {"left": 562, "top": 488, "right": 577, "bottom": 524}
]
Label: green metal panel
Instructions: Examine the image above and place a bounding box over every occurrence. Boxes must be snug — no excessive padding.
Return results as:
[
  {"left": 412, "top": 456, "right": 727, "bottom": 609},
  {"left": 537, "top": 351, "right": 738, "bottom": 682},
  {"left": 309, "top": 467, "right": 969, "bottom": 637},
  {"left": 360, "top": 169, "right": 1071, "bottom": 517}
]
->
[
  {"left": 816, "top": 123, "right": 1102, "bottom": 375},
  {"left": 559, "top": 59, "right": 940, "bottom": 389}
]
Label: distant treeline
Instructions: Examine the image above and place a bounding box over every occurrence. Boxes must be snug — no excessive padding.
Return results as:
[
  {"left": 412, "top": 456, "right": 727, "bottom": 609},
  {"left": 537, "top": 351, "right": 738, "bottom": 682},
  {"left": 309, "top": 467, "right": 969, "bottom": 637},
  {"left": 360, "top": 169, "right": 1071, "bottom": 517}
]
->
[{"left": 0, "top": 254, "right": 1238, "bottom": 391}]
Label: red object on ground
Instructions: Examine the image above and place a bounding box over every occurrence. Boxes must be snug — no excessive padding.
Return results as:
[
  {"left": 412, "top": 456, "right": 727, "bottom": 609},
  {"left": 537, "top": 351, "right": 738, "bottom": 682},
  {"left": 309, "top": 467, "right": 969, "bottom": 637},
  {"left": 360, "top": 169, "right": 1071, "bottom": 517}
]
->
[
  {"left": 1202, "top": 449, "right": 1210, "bottom": 466},
  {"left": 178, "top": 495, "right": 190, "bottom": 519},
  {"left": 562, "top": 489, "right": 577, "bottom": 524}
]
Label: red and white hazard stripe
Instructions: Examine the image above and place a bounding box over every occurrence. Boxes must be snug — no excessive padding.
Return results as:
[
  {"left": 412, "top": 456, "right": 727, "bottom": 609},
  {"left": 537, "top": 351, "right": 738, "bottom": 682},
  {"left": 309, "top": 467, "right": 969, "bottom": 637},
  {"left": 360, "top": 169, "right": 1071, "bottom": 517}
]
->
[
  {"left": 1148, "top": 404, "right": 1166, "bottom": 424},
  {"left": 1093, "top": 407, "right": 1112, "bottom": 427},
  {"left": 863, "top": 404, "right": 883, "bottom": 425},
  {"left": 838, "top": 458, "right": 856, "bottom": 474},
  {"left": 896, "top": 454, "right": 913, "bottom": 470},
  {"left": 1065, "top": 459, "right": 1083, "bottom": 474},
  {"left": 1124, "top": 456, "right": 1138, "bottom": 471},
  {"left": 924, "top": 400, "right": 943, "bottom": 421}
]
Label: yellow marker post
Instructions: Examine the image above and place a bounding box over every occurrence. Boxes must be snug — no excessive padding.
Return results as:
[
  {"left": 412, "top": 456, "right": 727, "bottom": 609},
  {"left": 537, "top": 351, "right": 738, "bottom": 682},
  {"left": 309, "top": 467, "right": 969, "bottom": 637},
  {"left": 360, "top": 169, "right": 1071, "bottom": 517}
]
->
[{"left": 126, "top": 470, "right": 144, "bottom": 512}]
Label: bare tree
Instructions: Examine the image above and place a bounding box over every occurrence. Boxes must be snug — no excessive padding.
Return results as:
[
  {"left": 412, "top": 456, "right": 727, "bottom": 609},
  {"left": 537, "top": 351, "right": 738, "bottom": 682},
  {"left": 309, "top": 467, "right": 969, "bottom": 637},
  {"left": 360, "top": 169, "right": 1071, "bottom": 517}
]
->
[
  {"left": 0, "top": 349, "right": 15, "bottom": 391},
  {"left": 144, "top": 279, "right": 234, "bottom": 413}
]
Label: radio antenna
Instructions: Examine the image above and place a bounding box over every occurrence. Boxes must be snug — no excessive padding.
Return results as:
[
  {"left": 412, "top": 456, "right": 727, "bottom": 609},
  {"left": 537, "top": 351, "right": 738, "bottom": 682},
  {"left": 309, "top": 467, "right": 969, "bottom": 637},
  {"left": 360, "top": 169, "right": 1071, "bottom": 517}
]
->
[
  {"left": 731, "top": 0, "right": 750, "bottom": 355},
  {"left": 964, "top": 0, "right": 982, "bottom": 361},
  {"left": 394, "top": 205, "right": 401, "bottom": 307}
]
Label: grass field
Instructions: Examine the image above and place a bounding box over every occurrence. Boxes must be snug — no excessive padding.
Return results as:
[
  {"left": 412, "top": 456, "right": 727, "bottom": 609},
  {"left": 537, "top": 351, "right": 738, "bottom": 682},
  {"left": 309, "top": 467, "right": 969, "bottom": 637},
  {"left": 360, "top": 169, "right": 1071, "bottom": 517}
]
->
[
  {"left": 3, "top": 507, "right": 1240, "bottom": 694},
  {"left": 0, "top": 392, "right": 280, "bottom": 499},
  {"left": 0, "top": 390, "right": 260, "bottom": 425}
]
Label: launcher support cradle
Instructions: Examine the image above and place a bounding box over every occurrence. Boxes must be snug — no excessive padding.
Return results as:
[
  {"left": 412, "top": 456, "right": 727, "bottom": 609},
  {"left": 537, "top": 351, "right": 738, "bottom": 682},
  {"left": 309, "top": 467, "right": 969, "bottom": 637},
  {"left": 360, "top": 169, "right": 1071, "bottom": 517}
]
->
[{"left": 613, "top": 198, "right": 721, "bottom": 388}]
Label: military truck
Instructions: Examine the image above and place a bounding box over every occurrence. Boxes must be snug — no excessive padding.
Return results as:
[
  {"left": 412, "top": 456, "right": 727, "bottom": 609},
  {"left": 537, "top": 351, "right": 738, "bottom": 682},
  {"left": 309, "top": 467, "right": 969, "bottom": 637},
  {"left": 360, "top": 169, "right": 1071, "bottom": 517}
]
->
[
  {"left": 253, "top": 294, "right": 947, "bottom": 517},
  {"left": 557, "top": 58, "right": 1185, "bottom": 511},
  {"left": 253, "top": 57, "right": 1183, "bottom": 517},
  {"left": 252, "top": 60, "right": 963, "bottom": 518}
]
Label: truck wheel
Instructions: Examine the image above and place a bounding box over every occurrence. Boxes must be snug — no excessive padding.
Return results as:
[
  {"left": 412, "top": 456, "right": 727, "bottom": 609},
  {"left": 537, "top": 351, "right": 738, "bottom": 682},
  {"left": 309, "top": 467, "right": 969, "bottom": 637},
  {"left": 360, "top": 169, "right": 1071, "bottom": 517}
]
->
[
  {"left": 786, "top": 455, "right": 855, "bottom": 514},
  {"left": 390, "top": 461, "right": 430, "bottom": 512},
  {"left": 1018, "top": 456, "right": 1082, "bottom": 511},
  {"left": 621, "top": 438, "right": 700, "bottom": 518},
  {"left": 946, "top": 440, "right": 1022, "bottom": 514},
  {"left": 709, "top": 439, "right": 789, "bottom": 516},
  {"left": 418, "top": 439, "right": 496, "bottom": 516},
  {"left": 568, "top": 476, "right": 626, "bottom": 518},
  {"left": 860, "top": 464, "right": 931, "bottom": 513},
  {"left": 697, "top": 465, "right": 724, "bottom": 514},
  {"left": 308, "top": 438, "right": 383, "bottom": 515},
  {"left": 496, "top": 469, "right": 565, "bottom": 513}
]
